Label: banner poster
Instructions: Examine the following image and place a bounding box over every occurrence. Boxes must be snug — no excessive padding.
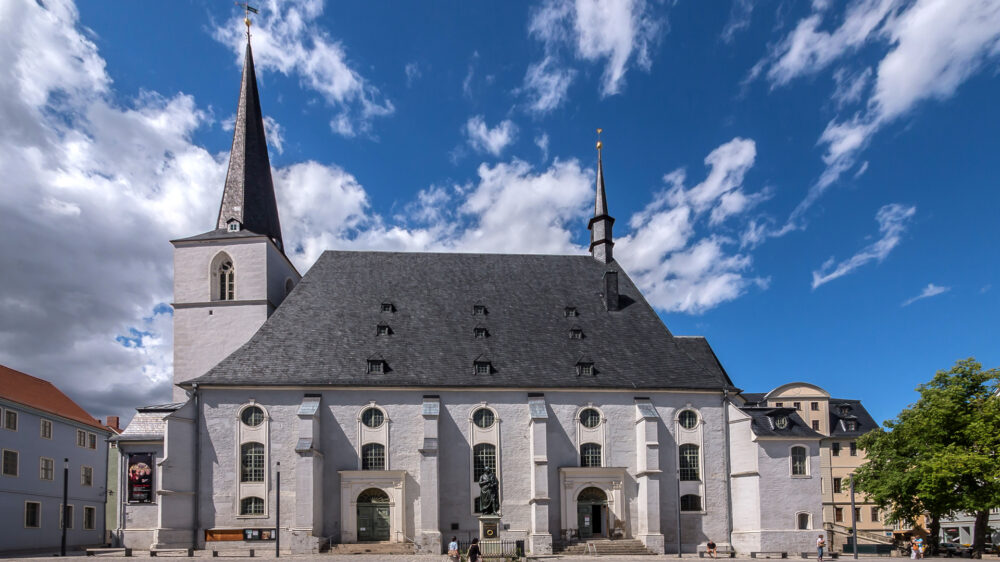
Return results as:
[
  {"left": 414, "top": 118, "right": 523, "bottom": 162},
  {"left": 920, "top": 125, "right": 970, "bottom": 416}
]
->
[{"left": 127, "top": 453, "right": 154, "bottom": 502}]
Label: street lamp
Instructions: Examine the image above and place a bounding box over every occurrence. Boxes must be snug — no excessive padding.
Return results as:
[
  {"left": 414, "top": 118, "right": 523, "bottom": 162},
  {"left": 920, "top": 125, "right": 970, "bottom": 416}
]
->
[
  {"left": 275, "top": 461, "right": 280, "bottom": 558},
  {"left": 61, "top": 458, "right": 69, "bottom": 556}
]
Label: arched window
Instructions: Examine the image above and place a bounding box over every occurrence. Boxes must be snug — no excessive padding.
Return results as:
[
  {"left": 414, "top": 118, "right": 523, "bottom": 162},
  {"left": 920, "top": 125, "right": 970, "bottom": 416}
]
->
[
  {"left": 791, "top": 446, "right": 808, "bottom": 476},
  {"left": 240, "top": 496, "right": 264, "bottom": 515},
  {"left": 240, "top": 442, "right": 265, "bottom": 482},
  {"left": 679, "top": 444, "right": 700, "bottom": 481},
  {"left": 473, "top": 443, "right": 496, "bottom": 481},
  {"left": 680, "top": 494, "right": 702, "bottom": 511},
  {"left": 361, "top": 443, "right": 385, "bottom": 470},
  {"left": 580, "top": 443, "right": 602, "bottom": 467},
  {"left": 211, "top": 252, "right": 235, "bottom": 301},
  {"left": 797, "top": 512, "right": 811, "bottom": 529}
]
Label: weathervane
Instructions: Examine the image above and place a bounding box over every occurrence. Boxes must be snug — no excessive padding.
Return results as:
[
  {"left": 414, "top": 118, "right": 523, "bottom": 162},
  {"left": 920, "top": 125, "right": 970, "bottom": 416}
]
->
[
  {"left": 596, "top": 127, "right": 603, "bottom": 152},
  {"left": 235, "top": 2, "right": 258, "bottom": 38}
]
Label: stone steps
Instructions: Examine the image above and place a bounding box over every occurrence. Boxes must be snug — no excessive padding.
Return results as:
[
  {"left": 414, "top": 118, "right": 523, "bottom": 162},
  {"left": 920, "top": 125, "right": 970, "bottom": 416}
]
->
[
  {"left": 556, "top": 539, "right": 656, "bottom": 555},
  {"left": 329, "top": 542, "right": 416, "bottom": 555}
]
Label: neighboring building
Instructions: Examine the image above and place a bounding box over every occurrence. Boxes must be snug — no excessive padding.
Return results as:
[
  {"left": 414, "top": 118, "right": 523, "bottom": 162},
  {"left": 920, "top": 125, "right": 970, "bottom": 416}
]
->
[
  {"left": 104, "top": 416, "right": 122, "bottom": 545},
  {"left": 115, "top": 35, "right": 824, "bottom": 556},
  {"left": 0, "top": 364, "right": 113, "bottom": 553},
  {"left": 742, "top": 384, "right": 890, "bottom": 549},
  {"left": 941, "top": 510, "right": 1000, "bottom": 545}
]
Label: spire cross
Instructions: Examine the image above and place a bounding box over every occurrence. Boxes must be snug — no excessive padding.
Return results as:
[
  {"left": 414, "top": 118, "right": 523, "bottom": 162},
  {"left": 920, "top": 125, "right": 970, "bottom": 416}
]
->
[{"left": 235, "top": 2, "right": 258, "bottom": 38}]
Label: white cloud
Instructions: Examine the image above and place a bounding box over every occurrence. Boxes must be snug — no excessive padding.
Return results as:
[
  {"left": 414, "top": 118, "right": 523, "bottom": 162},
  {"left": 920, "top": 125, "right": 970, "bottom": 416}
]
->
[
  {"left": 521, "top": 0, "right": 662, "bottom": 110},
  {"left": 535, "top": 133, "right": 551, "bottom": 161},
  {"left": 901, "top": 283, "right": 949, "bottom": 306},
  {"left": 212, "top": 0, "right": 394, "bottom": 137},
  {"left": 404, "top": 62, "right": 422, "bottom": 87},
  {"left": 811, "top": 203, "right": 915, "bottom": 288},
  {"left": 722, "top": 0, "right": 754, "bottom": 43},
  {"left": 763, "top": 0, "right": 1000, "bottom": 222},
  {"left": 464, "top": 116, "right": 518, "bottom": 157}
]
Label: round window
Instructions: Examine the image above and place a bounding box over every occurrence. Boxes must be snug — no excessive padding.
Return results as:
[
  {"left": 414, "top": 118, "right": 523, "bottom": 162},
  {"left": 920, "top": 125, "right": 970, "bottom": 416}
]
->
[
  {"left": 362, "top": 407, "right": 384, "bottom": 428},
  {"left": 679, "top": 410, "right": 698, "bottom": 429},
  {"left": 241, "top": 406, "right": 264, "bottom": 427},
  {"left": 580, "top": 408, "right": 601, "bottom": 428},
  {"left": 775, "top": 415, "right": 789, "bottom": 429},
  {"left": 473, "top": 408, "right": 495, "bottom": 429}
]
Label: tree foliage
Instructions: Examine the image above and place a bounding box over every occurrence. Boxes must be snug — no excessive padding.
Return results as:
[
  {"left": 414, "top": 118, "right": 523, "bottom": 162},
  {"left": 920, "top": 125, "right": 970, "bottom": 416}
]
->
[{"left": 855, "top": 358, "right": 1000, "bottom": 557}]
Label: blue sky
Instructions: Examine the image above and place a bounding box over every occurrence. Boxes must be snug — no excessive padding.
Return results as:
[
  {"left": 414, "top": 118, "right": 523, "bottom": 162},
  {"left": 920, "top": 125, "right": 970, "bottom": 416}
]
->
[{"left": 0, "top": 0, "right": 997, "bottom": 422}]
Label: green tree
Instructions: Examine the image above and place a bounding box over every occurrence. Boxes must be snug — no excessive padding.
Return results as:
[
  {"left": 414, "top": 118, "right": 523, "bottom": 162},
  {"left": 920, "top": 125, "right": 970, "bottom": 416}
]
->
[{"left": 855, "top": 358, "right": 1000, "bottom": 558}]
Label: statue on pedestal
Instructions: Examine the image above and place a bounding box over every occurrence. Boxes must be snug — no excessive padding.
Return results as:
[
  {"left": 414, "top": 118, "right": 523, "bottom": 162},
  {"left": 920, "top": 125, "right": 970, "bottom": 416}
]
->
[{"left": 478, "top": 467, "right": 499, "bottom": 515}]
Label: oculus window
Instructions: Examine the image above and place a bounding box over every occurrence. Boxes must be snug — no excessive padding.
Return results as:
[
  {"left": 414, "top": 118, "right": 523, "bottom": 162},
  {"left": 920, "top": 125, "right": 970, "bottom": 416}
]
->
[
  {"left": 580, "top": 408, "right": 601, "bottom": 428},
  {"left": 473, "top": 408, "right": 495, "bottom": 429},
  {"left": 241, "top": 406, "right": 264, "bottom": 427},
  {"left": 679, "top": 410, "right": 698, "bottom": 429},
  {"left": 361, "top": 407, "right": 385, "bottom": 429}
]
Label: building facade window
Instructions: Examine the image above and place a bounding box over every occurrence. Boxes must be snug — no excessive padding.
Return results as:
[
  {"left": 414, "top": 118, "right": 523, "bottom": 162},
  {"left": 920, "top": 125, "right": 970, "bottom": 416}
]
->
[
  {"left": 791, "top": 446, "right": 808, "bottom": 476},
  {"left": 679, "top": 410, "right": 698, "bottom": 429},
  {"left": 83, "top": 506, "right": 96, "bottom": 530},
  {"left": 4, "top": 410, "right": 17, "bottom": 431},
  {"left": 835, "top": 507, "right": 844, "bottom": 522},
  {"left": 361, "top": 443, "right": 385, "bottom": 470},
  {"left": 798, "top": 512, "right": 811, "bottom": 529},
  {"left": 474, "top": 361, "right": 491, "bottom": 375},
  {"left": 362, "top": 407, "right": 385, "bottom": 428},
  {"left": 88, "top": 433, "right": 96, "bottom": 449},
  {"left": 850, "top": 442, "right": 858, "bottom": 456},
  {"left": 25, "top": 501, "right": 41, "bottom": 528},
  {"left": 794, "top": 402, "right": 801, "bottom": 410},
  {"left": 812, "top": 420, "right": 820, "bottom": 430},
  {"left": 218, "top": 260, "right": 235, "bottom": 301},
  {"left": 680, "top": 494, "right": 702, "bottom": 511},
  {"left": 854, "top": 507, "right": 862, "bottom": 521},
  {"left": 81, "top": 466, "right": 93, "bottom": 486},
  {"left": 40, "top": 457, "right": 54, "bottom": 481},
  {"left": 473, "top": 443, "right": 496, "bottom": 482},
  {"left": 871, "top": 507, "right": 879, "bottom": 521},
  {"left": 580, "top": 408, "right": 601, "bottom": 429},
  {"left": 367, "top": 359, "right": 385, "bottom": 374},
  {"left": 846, "top": 421, "right": 857, "bottom": 431},
  {"left": 240, "top": 442, "right": 265, "bottom": 482},
  {"left": 40, "top": 419, "right": 52, "bottom": 439},
  {"left": 240, "top": 496, "right": 265, "bottom": 515},
  {"left": 580, "top": 443, "right": 602, "bottom": 467},
  {"left": 832, "top": 442, "right": 840, "bottom": 456},
  {"left": 811, "top": 402, "right": 819, "bottom": 411},
  {"left": 679, "top": 444, "right": 700, "bottom": 480},
  {"left": 241, "top": 406, "right": 264, "bottom": 427},
  {"left": 473, "top": 408, "right": 495, "bottom": 429},
  {"left": 833, "top": 477, "right": 842, "bottom": 493},
  {"left": 576, "top": 362, "right": 594, "bottom": 376},
  {"left": 2, "top": 450, "right": 18, "bottom": 476}
]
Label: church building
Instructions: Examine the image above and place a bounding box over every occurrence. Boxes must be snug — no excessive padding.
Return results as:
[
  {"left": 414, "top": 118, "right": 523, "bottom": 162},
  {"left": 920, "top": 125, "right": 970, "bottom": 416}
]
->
[{"left": 112, "top": 34, "right": 824, "bottom": 555}]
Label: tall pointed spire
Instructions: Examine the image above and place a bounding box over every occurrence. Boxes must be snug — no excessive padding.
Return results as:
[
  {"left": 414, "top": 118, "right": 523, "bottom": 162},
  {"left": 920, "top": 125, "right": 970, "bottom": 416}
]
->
[
  {"left": 216, "top": 35, "right": 284, "bottom": 251},
  {"left": 588, "top": 129, "right": 615, "bottom": 263}
]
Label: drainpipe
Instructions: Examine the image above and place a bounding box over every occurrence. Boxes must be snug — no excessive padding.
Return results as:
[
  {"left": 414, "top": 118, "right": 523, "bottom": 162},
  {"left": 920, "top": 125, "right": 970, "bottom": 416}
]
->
[
  {"left": 722, "top": 389, "right": 734, "bottom": 548},
  {"left": 192, "top": 384, "right": 201, "bottom": 552}
]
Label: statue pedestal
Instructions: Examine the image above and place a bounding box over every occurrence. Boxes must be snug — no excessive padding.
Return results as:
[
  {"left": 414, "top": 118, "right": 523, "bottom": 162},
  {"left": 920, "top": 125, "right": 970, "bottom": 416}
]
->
[{"left": 479, "top": 514, "right": 501, "bottom": 541}]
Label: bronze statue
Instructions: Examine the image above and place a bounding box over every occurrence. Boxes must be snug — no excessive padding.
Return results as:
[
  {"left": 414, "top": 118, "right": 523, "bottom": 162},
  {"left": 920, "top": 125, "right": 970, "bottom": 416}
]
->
[{"left": 477, "top": 467, "right": 499, "bottom": 515}]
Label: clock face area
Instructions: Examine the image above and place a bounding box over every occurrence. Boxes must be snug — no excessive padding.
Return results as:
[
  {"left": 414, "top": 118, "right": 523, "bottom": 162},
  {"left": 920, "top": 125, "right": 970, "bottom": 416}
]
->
[{"left": 775, "top": 415, "right": 789, "bottom": 429}]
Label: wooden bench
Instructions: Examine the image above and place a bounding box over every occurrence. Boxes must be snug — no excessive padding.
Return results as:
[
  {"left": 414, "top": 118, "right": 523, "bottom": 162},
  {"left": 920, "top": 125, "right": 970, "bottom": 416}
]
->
[
  {"left": 751, "top": 552, "right": 788, "bottom": 559},
  {"left": 85, "top": 548, "right": 132, "bottom": 557},
  {"left": 212, "top": 549, "right": 255, "bottom": 557},
  {"left": 149, "top": 548, "right": 194, "bottom": 557},
  {"left": 699, "top": 545, "right": 736, "bottom": 558}
]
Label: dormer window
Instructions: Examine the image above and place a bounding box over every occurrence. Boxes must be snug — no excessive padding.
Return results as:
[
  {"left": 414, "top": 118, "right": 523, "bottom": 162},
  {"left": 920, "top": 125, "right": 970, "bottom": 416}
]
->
[
  {"left": 564, "top": 307, "right": 578, "bottom": 317},
  {"left": 227, "top": 220, "right": 240, "bottom": 232},
  {"left": 367, "top": 359, "right": 385, "bottom": 374},
  {"left": 774, "top": 415, "right": 789, "bottom": 429},
  {"left": 473, "top": 304, "right": 487, "bottom": 316},
  {"left": 381, "top": 302, "right": 394, "bottom": 313},
  {"left": 474, "top": 327, "right": 489, "bottom": 339},
  {"left": 569, "top": 328, "right": 584, "bottom": 340},
  {"left": 376, "top": 324, "right": 391, "bottom": 336},
  {"left": 576, "top": 361, "right": 595, "bottom": 376},
  {"left": 474, "top": 361, "right": 491, "bottom": 375},
  {"left": 845, "top": 421, "right": 857, "bottom": 431},
  {"left": 838, "top": 405, "right": 851, "bottom": 416}
]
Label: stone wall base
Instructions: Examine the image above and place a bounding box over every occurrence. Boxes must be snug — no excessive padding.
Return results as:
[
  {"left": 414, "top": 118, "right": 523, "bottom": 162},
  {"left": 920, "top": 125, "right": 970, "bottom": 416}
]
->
[
  {"left": 639, "top": 533, "right": 666, "bottom": 554},
  {"left": 152, "top": 528, "right": 194, "bottom": 549},
  {"left": 529, "top": 533, "right": 552, "bottom": 554},
  {"left": 416, "top": 530, "right": 442, "bottom": 554}
]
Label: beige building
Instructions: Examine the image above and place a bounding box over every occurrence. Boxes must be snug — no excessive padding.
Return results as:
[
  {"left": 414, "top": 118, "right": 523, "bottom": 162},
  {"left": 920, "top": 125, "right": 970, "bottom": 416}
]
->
[{"left": 741, "top": 384, "right": 891, "bottom": 549}]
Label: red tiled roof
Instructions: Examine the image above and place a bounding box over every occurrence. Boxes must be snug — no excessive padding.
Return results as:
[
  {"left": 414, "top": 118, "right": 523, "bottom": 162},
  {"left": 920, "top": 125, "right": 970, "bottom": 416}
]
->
[{"left": 0, "top": 364, "right": 108, "bottom": 431}]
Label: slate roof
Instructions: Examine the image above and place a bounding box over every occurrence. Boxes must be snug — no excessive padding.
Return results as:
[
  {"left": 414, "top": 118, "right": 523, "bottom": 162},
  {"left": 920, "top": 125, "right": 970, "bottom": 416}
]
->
[
  {"left": 172, "top": 228, "right": 269, "bottom": 244},
  {"left": 828, "top": 398, "right": 878, "bottom": 437},
  {"left": 738, "top": 392, "right": 766, "bottom": 405},
  {"left": 0, "top": 364, "right": 109, "bottom": 431},
  {"left": 111, "top": 402, "right": 184, "bottom": 442},
  {"left": 740, "top": 407, "right": 822, "bottom": 438},
  {"left": 188, "top": 251, "right": 736, "bottom": 391},
  {"left": 215, "top": 41, "right": 283, "bottom": 250},
  {"left": 674, "top": 336, "right": 736, "bottom": 389}
]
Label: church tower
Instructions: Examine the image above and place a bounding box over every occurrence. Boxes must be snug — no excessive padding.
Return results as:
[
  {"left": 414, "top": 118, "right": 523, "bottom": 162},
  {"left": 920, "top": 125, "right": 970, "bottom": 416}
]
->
[
  {"left": 169, "top": 38, "right": 300, "bottom": 400},
  {"left": 588, "top": 131, "right": 615, "bottom": 263}
]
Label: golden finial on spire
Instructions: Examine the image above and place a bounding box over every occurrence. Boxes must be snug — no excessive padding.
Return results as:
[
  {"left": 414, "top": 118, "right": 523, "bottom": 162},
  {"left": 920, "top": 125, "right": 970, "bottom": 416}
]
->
[
  {"left": 596, "top": 128, "right": 603, "bottom": 151},
  {"left": 236, "top": 2, "right": 258, "bottom": 37}
]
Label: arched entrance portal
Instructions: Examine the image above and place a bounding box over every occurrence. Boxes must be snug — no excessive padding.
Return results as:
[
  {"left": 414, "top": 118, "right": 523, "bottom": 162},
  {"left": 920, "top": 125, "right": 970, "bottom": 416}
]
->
[
  {"left": 356, "top": 488, "right": 390, "bottom": 541},
  {"left": 577, "top": 487, "right": 608, "bottom": 539}
]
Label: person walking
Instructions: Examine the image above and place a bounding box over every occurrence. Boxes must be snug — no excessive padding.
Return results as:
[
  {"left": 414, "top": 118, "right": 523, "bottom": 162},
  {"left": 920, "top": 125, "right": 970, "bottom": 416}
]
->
[
  {"left": 817, "top": 534, "right": 826, "bottom": 562},
  {"left": 707, "top": 539, "right": 717, "bottom": 559},
  {"left": 447, "top": 536, "right": 459, "bottom": 562},
  {"left": 467, "top": 538, "right": 481, "bottom": 562}
]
